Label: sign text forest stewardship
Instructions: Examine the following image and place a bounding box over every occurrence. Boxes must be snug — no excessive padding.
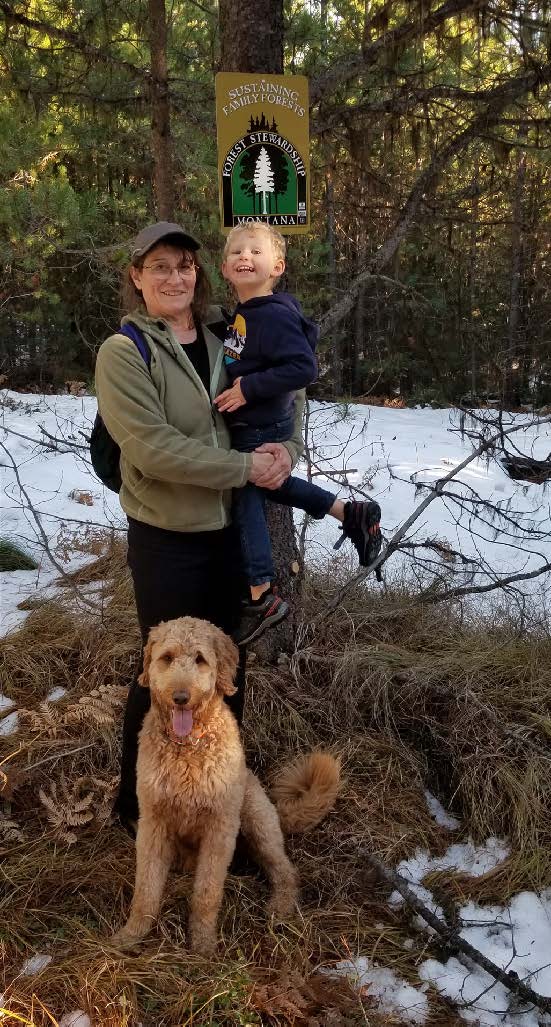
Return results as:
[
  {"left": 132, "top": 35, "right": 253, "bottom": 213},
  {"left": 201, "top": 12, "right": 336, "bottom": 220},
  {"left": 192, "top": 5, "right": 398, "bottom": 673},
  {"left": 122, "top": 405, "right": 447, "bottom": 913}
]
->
[{"left": 215, "top": 73, "right": 310, "bottom": 234}]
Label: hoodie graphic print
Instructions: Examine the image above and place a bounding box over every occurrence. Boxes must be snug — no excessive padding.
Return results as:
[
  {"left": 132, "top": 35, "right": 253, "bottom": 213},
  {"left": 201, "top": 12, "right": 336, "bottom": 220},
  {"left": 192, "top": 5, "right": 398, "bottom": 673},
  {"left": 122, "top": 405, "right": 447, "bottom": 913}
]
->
[{"left": 223, "top": 292, "right": 319, "bottom": 429}]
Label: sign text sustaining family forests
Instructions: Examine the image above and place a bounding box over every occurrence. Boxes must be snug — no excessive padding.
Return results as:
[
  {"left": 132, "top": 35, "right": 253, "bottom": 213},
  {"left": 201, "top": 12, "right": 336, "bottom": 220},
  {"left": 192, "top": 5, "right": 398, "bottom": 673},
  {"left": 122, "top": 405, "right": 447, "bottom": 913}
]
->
[{"left": 215, "top": 73, "right": 310, "bottom": 235}]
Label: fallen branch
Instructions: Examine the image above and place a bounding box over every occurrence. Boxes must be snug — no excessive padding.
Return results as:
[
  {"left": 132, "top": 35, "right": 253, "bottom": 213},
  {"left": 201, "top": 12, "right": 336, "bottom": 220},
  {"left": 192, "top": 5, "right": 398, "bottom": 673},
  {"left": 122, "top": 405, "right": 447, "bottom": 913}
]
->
[{"left": 365, "top": 851, "right": 551, "bottom": 1015}]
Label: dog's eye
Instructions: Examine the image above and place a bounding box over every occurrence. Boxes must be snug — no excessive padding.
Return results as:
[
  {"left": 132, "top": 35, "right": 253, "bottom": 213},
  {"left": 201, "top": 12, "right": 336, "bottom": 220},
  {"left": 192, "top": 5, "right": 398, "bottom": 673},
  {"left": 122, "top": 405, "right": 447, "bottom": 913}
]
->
[
  {"left": 160, "top": 653, "right": 173, "bottom": 666},
  {"left": 195, "top": 652, "right": 207, "bottom": 666}
]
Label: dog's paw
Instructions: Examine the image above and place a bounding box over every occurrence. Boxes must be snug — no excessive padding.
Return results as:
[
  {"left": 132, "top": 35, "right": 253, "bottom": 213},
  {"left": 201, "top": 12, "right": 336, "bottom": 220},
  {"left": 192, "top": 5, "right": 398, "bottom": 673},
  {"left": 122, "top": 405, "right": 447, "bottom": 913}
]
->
[
  {"left": 266, "top": 889, "right": 299, "bottom": 922},
  {"left": 189, "top": 926, "right": 217, "bottom": 957},
  {"left": 109, "top": 929, "right": 143, "bottom": 950}
]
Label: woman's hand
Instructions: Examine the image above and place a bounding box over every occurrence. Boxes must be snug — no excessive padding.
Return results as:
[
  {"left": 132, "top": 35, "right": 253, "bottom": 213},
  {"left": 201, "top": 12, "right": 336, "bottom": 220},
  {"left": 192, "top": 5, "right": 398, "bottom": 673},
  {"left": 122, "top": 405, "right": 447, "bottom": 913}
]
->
[
  {"left": 214, "top": 378, "right": 246, "bottom": 413},
  {"left": 248, "top": 451, "right": 276, "bottom": 483},
  {"left": 253, "top": 443, "right": 292, "bottom": 489}
]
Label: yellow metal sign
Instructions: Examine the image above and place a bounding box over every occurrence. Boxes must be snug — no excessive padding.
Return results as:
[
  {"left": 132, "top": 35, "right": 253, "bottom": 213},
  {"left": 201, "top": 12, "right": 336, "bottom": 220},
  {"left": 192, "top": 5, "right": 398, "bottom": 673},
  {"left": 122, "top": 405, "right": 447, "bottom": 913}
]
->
[{"left": 215, "top": 72, "right": 310, "bottom": 234}]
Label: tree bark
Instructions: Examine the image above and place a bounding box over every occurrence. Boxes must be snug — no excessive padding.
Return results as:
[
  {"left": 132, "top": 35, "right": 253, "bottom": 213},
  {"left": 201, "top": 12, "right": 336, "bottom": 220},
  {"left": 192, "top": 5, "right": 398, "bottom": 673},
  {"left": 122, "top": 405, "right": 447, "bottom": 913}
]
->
[
  {"left": 219, "top": 0, "right": 283, "bottom": 74},
  {"left": 467, "top": 155, "right": 479, "bottom": 399},
  {"left": 148, "top": 0, "right": 175, "bottom": 220},
  {"left": 504, "top": 145, "right": 527, "bottom": 408},
  {"left": 353, "top": 282, "right": 365, "bottom": 395}
]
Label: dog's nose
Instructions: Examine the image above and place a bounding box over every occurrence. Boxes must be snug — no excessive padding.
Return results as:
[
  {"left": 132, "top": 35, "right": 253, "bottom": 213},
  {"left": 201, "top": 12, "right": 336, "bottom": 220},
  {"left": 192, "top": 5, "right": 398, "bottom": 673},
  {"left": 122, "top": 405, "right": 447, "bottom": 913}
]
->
[{"left": 172, "top": 690, "right": 190, "bottom": 706}]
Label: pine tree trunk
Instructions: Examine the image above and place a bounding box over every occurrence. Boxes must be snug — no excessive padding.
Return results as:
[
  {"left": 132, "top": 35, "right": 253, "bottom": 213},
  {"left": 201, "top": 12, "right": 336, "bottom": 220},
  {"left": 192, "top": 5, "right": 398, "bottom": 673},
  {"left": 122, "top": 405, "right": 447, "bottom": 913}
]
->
[
  {"left": 218, "top": 0, "right": 302, "bottom": 661},
  {"left": 525, "top": 165, "right": 543, "bottom": 404},
  {"left": 320, "top": 0, "right": 341, "bottom": 394},
  {"left": 219, "top": 0, "right": 283, "bottom": 74},
  {"left": 325, "top": 157, "right": 342, "bottom": 394},
  {"left": 148, "top": 0, "right": 175, "bottom": 219},
  {"left": 504, "top": 147, "right": 527, "bottom": 408},
  {"left": 467, "top": 155, "right": 479, "bottom": 399},
  {"left": 353, "top": 282, "right": 365, "bottom": 395}
]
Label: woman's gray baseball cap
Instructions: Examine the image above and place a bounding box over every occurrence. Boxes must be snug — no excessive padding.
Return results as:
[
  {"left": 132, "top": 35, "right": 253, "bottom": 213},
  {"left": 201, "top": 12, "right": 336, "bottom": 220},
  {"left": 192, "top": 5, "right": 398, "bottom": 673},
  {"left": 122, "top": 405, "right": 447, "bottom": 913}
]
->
[{"left": 130, "top": 222, "right": 201, "bottom": 259}]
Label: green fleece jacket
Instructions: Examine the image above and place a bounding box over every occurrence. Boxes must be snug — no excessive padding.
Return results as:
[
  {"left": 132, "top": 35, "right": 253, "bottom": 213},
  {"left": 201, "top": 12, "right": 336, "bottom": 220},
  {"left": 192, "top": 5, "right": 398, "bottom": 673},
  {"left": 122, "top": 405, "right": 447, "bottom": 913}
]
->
[{"left": 94, "top": 308, "right": 305, "bottom": 532}]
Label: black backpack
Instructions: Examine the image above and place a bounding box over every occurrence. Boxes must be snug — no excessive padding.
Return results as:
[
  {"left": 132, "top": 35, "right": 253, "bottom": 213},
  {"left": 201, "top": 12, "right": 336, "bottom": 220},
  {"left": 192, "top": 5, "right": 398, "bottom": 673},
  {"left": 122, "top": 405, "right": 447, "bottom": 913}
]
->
[{"left": 90, "top": 323, "right": 151, "bottom": 492}]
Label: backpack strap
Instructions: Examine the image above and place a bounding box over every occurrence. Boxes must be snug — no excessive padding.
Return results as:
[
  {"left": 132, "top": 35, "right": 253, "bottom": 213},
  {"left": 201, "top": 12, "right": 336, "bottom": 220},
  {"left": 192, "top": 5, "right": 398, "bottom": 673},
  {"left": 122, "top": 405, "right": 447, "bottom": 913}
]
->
[{"left": 118, "top": 322, "right": 151, "bottom": 367}]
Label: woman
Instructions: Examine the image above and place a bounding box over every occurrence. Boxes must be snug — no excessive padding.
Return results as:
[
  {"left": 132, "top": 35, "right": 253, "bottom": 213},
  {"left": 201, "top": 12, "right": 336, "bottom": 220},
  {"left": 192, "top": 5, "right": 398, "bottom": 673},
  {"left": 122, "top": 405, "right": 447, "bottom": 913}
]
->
[{"left": 95, "top": 221, "right": 304, "bottom": 830}]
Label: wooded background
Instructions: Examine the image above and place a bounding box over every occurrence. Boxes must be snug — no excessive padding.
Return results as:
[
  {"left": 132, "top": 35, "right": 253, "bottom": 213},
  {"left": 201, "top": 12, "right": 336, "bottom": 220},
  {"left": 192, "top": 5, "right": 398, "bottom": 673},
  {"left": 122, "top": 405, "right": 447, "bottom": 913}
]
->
[{"left": 1, "top": 0, "right": 550, "bottom": 407}]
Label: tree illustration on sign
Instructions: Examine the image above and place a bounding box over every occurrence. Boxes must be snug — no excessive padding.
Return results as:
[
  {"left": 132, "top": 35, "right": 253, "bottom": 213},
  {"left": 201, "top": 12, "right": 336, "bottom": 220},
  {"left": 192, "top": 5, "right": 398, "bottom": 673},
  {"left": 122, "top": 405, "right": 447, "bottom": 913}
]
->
[
  {"left": 239, "top": 144, "right": 262, "bottom": 212},
  {"left": 253, "top": 147, "right": 274, "bottom": 214},
  {"left": 237, "top": 143, "right": 294, "bottom": 215},
  {"left": 269, "top": 148, "right": 289, "bottom": 213}
]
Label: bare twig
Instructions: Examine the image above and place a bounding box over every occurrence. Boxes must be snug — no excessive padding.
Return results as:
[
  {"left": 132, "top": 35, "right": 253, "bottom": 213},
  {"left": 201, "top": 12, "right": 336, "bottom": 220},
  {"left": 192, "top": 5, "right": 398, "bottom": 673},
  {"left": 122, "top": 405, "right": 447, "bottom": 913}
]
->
[
  {"left": 311, "top": 415, "right": 551, "bottom": 625},
  {"left": 39, "top": 426, "right": 88, "bottom": 451},
  {"left": 421, "top": 561, "right": 551, "bottom": 603},
  {"left": 0, "top": 439, "right": 98, "bottom": 612}
]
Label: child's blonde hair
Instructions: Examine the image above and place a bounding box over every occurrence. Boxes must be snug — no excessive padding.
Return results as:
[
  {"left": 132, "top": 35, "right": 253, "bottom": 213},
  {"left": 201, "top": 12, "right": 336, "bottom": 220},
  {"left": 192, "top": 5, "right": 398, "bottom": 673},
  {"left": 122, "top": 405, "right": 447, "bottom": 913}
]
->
[{"left": 223, "top": 223, "right": 286, "bottom": 263}]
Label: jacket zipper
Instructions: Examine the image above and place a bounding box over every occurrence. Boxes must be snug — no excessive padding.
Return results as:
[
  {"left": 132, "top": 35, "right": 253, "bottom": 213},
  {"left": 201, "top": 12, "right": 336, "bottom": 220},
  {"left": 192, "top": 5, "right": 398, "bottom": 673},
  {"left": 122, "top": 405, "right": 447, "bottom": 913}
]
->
[
  {"left": 167, "top": 324, "right": 229, "bottom": 528},
  {"left": 209, "top": 344, "right": 228, "bottom": 526},
  {"left": 132, "top": 317, "right": 232, "bottom": 529}
]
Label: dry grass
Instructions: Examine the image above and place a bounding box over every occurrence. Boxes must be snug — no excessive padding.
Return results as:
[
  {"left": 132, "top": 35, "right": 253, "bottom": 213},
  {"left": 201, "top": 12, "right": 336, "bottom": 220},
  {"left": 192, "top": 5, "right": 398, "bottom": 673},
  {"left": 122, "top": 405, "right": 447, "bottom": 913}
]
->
[{"left": 1, "top": 539, "right": 550, "bottom": 1025}]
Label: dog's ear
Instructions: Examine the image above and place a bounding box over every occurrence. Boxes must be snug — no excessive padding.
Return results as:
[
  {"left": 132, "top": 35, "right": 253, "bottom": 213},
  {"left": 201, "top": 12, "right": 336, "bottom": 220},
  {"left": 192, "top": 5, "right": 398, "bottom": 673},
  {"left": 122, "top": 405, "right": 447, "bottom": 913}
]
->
[
  {"left": 137, "top": 637, "right": 153, "bottom": 687},
  {"left": 211, "top": 626, "right": 239, "bottom": 696},
  {"left": 137, "top": 624, "right": 161, "bottom": 687}
]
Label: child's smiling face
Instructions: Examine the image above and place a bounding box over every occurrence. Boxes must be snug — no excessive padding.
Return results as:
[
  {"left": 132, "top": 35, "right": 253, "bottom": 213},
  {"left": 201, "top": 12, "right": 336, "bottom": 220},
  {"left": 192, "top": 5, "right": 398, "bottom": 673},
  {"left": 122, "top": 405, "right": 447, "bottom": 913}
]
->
[{"left": 222, "top": 229, "right": 285, "bottom": 301}]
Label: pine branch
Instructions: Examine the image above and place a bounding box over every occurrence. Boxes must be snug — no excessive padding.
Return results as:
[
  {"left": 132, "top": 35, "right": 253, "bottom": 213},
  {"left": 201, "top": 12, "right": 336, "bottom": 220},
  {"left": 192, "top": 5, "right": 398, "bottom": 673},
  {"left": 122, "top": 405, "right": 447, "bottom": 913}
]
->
[
  {"left": 0, "top": 2, "right": 150, "bottom": 81},
  {"left": 319, "top": 63, "right": 551, "bottom": 336},
  {"left": 314, "top": 79, "right": 548, "bottom": 133},
  {"left": 311, "top": 0, "right": 485, "bottom": 105}
]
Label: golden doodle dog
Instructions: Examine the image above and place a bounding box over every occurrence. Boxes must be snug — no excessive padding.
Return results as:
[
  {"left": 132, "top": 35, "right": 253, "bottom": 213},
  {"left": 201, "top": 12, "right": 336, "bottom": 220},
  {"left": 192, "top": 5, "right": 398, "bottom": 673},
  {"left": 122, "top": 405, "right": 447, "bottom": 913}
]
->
[{"left": 111, "top": 617, "right": 340, "bottom": 955}]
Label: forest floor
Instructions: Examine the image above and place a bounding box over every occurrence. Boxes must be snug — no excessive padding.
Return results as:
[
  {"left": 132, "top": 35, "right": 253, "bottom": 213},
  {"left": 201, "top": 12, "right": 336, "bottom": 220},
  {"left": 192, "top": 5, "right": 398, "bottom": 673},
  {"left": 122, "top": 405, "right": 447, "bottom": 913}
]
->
[
  {"left": 1, "top": 540, "right": 551, "bottom": 1026},
  {"left": 1, "top": 392, "right": 551, "bottom": 1025}
]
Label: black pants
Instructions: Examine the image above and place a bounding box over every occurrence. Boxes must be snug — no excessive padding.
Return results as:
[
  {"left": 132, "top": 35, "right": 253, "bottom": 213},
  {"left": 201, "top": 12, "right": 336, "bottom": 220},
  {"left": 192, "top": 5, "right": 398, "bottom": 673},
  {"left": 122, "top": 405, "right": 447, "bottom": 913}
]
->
[{"left": 115, "top": 517, "right": 247, "bottom": 822}]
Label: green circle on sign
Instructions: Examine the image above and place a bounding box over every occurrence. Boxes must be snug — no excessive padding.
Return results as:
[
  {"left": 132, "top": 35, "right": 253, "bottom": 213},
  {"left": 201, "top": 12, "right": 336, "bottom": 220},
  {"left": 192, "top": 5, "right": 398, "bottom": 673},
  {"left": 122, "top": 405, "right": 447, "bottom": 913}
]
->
[{"left": 232, "top": 144, "right": 297, "bottom": 217}]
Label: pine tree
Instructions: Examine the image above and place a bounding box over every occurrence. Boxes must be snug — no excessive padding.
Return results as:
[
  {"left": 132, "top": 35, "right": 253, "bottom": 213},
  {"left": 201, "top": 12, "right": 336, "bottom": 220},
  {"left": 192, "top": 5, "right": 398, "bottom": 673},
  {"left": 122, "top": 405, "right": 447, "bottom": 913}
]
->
[{"left": 253, "top": 147, "right": 275, "bottom": 215}]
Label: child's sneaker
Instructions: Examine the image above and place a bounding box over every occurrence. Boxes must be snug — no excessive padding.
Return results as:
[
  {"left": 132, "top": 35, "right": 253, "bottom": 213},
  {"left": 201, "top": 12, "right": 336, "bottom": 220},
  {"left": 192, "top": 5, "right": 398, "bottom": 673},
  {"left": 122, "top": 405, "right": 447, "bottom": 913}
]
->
[
  {"left": 232, "top": 589, "right": 290, "bottom": 646},
  {"left": 334, "top": 500, "right": 382, "bottom": 568}
]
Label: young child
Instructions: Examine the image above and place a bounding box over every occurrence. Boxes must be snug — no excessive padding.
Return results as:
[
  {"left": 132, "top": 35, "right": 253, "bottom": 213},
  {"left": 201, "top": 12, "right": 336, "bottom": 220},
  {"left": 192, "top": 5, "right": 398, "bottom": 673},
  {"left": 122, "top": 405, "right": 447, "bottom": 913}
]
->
[{"left": 214, "top": 223, "right": 381, "bottom": 646}]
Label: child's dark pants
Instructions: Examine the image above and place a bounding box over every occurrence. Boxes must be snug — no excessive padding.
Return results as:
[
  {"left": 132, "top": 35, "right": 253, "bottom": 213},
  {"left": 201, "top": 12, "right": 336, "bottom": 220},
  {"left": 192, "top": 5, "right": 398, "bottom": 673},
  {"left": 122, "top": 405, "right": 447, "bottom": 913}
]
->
[{"left": 231, "top": 418, "right": 336, "bottom": 586}]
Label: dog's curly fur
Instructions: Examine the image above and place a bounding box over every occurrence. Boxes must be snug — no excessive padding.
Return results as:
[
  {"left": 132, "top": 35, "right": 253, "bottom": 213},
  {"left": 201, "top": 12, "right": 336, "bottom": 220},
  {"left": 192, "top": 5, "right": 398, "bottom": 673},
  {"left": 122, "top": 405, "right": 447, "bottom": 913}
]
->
[{"left": 110, "top": 617, "right": 340, "bottom": 955}]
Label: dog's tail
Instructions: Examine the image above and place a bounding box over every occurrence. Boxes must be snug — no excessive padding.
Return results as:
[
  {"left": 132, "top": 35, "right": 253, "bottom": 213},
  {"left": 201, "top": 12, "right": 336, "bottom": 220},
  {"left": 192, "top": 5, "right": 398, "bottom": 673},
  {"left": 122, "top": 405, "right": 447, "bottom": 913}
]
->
[{"left": 271, "top": 751, "right": 340, "bottom": 834}]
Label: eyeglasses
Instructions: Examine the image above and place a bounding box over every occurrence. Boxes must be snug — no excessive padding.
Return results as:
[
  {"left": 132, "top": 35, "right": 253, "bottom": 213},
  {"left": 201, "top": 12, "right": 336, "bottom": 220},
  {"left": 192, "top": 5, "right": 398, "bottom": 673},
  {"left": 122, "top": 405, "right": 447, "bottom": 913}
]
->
[{"left": 142, "top": 260, "right": 198, "bottom": 279}]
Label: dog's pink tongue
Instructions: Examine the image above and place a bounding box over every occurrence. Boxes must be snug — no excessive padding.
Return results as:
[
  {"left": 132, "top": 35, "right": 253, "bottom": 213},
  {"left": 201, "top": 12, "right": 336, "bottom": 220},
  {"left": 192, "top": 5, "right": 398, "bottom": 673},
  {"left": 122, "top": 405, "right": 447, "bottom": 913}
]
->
[{"left": 172, "top": 708, "right": 193, "bottom": 737}]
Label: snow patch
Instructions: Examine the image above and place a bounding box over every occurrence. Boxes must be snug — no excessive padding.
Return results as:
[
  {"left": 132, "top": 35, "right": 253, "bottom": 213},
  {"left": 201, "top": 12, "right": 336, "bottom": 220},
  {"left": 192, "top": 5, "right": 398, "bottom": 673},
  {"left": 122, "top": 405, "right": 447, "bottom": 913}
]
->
[
  {"left": 389, "top": 837, "right": 510, "bottom": 931},
  {"left": 0, "top": 711, "right": 19, "bottom": 736},
  {"left": 420, "top": 889, "right": 551, "bottom": 1026},
  {"left": 327, "top": 958, "right": 429, "bottom": 1024},
  {"left": 2, "top": 395, "right": 551, "bottom": 637},
  {"left": 424, "top": 789, "right": 461, "bottom": 830},
  {"left": 59, "top": 1011, "right": 92, "bottom": 1027},
  {"left": 20, "top": 953, "right": 52, "bottom": 975},
  {"left": 391, "top": 836, "right": 509, "bottom": 901},
  {"left": 46, "top": 686, "right": 67, "bottom": 702}
]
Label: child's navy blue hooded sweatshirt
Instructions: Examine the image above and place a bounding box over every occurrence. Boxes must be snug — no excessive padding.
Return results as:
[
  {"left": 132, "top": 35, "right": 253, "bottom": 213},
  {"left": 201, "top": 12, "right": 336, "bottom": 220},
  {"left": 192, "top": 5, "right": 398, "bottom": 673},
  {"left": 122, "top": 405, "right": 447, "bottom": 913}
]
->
[{"left": 223, "top": 291, "right": 318, "bottom": 429}]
